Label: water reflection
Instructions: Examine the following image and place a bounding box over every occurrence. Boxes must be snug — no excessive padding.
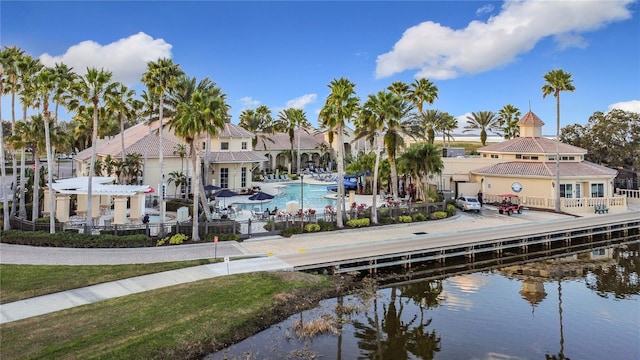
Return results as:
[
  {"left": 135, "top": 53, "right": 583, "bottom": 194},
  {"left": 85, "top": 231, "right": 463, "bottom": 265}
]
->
[{"left": 208, "top": 241, "right": 640, "bottom": 360}]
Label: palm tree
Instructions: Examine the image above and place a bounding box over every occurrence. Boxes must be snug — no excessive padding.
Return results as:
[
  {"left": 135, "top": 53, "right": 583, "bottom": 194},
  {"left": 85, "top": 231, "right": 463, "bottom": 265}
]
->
[
  {"left": 32, "top": 67, "right": 58, "bottom": 233},
  {"left": 15, "top": 55, "right": 42, "bottom": 219},
  {"left": 167, "top": 171, "right": 186, "bottom": 198},
  {"left": 542, "top": 69, "right": 575, "bottom": 213},
  {"left": 399, "top": 142, "right": 443, "bottom": 203},
  {"left": 140, "top": 89, "right": 158, "bottom": 184},
  {"left": 0, "top": 46, "right": 25, "bottom": 225},
  {"left": 410, "top": 109, "right": 442, "bottom": 144},
  {"left": 388, "top": 81, "right": 410, "bottom": 98},
  {"left": 498, "top": 104, "right": 521, "bottom": 140},
  {"left": 124, "top": 152, "right": 143, "bottom": 185},
  {"left": 170, "top": 83, "right": 228, "bottom": 241},
  {"left": 0, "top": 60, "right": 7, "bottom": 229},
  {"left": 381, "top": 93, "right": 414, "bottom": 198},
  {"left": 435, "top": 112, "right": 457, "bottom": 148},
  {"left": 354, "top": 91, "right": 393, "bottom": 224},
  {"left": 52, "top": 63, "right": 76, "bottom": 124},
  {"left": 273, "top": 107, "right": 311, "bottom": 174},
  {"left": 69, "top": 68, "right": 116, "bottom": 232},
  {"left": 408, "top": 78, "right": 439, "bottom": 142},
  {"left": 239, "top": 105, "right": 275, "bottom": 150},
  {"left": 319, "top": 77, "right": 360, "bottom": 228},
  {"left": 463, "top": 111, "right": 502, "bottom": 146},
  {"left": 174, "top": 144, "right": 187, "bottom": 175},
  {"left": 141, "top": 58, "right": 183, "bottom": 233},
  {"left": 105, "top": 83, "right": 136, "bottom": 162}
]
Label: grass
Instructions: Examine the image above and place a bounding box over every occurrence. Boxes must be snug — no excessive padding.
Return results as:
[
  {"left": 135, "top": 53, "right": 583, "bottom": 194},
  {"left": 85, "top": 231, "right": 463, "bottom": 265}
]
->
[
  {"left": 0, "top": 259, "right": 219, "bottom": 304},
  {"left": 0, "top": 271, "right": 335, "bottom": 360}
]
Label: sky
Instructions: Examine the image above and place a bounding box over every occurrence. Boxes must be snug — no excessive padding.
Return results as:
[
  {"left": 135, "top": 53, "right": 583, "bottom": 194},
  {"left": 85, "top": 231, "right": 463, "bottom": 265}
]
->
[{"left": 2, "top": 0, "right": 639, "bottom": 136}]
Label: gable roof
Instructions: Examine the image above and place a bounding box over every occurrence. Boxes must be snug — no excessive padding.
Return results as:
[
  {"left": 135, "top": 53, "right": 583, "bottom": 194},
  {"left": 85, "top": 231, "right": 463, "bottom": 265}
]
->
[
  {"left": 471, "top": 161, "right": 617, "bottom": 178},
  {"left": 255, "top": 128, "right": 326, "bottom": 151}
]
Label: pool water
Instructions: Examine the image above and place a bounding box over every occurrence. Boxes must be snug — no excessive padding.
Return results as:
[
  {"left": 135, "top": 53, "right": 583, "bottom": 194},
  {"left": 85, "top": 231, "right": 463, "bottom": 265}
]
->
[{"left": 234, "top": 183, "right": 335, "bottom": 212}]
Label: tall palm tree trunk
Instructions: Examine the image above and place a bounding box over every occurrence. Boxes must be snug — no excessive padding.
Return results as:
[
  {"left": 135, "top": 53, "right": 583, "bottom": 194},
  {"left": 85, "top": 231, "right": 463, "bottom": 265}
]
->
[
  {"left": 32, "top": 157, "right": 41, "bottom": 227},
  {"left": 0, "top": 81, "right": 8, "bottom": 230},
  {"left": 18, "top": 107, "right": 28, "bottom": 218},
  {"left": 555, "top": 96, "right": 561, "bottom": 213},
  {"left": 191, "top": 149, "right": 201, "bottom": 241},
  {"left": 336, "top": 125, "right": 345, "bottom": 227},
  {"left": 371, "top": 135, "right": 381, "bottom": 225},
  {"left": 158, "top": 94, "right": 166, "bottom": 236},
  {"left": 43, "top": 105, "right": 56, "bottom": 233},
  {"left": 85, "top": 106, "right": 99, "bottom": 232},
  {"left": 390, "top": 157, "right": 399, "bottom": 198}
]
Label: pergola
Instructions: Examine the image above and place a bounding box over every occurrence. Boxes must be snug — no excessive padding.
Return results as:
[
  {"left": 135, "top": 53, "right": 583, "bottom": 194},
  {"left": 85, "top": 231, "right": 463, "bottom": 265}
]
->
[{"left": 46, "top": 177, "right": 152, "bottom": 225}]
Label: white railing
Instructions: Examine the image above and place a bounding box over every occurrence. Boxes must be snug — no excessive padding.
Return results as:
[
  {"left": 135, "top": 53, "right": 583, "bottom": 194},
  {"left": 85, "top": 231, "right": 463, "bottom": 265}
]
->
[{"left": 484, "top": 193, "right": 628, "bottom": 215}]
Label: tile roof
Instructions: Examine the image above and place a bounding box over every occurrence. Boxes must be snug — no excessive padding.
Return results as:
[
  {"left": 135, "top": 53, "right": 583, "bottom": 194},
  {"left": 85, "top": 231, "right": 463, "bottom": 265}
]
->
[
  {"left": 75, "top": 121, "right": 190, "bottom": 161},
  {"left": 471, "top": 161, "right": 617, "bottom": 177},
  {"left": 479, "top": 137, "right": 586, "bottom": 155},
  {"left": 205, "top": 151, "right": 267, "bottom": 163},
  {"left": 517, "top": 111, "right": 545, "bottom": 126},
  {"left": 220, "top": 122, "right": 255, "bottom": 138}
]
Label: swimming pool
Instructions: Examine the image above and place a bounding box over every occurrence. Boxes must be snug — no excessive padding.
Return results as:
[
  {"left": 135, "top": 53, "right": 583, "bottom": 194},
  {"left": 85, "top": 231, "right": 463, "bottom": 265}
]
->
[{"left": 233, "top": 183, "right": 335, "bottom": 212}]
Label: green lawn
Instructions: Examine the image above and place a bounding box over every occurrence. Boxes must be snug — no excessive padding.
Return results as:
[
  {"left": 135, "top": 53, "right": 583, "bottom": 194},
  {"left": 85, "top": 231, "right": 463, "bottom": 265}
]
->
[
  {"left": 0, "top": 271, "right": 334, "bottom": 360},
  {"left": 0, "top": 260, "right": 218, "bottom": 304}
]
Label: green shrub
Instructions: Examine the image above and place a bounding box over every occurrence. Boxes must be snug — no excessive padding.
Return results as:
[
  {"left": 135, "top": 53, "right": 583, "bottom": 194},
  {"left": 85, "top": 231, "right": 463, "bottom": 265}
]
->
[
  {"left": 263, "top": 220, "right": 285, "bottom": 231},
  {"left": 304, "top": 223, "right": 321, "bottom": 233},
  {"left": 282, "top": 226, "right": 303, "bottom": 237},
  {"left": 397, "top": 215, "right": 412, "bottom": 223},
  {"left": 430, "top": 211, "right": 448, "bottom": 220},
  {"left": 0, "top": 230, "right": 153, "bottom": 247},
  {"left": 35, "top": 217, "right": 59, "bottom": 223},
  {"left": 378, "top": 208, "right": 390, "bottom": 217},
  {"left": 346, "top": 218, "right": 370, "bottom": 227},
  {"left": 413, "top": 213, "right": 427, "bottom": 222},
  {"left": 317, "top": 220, "right": 334, "bottom": 231},
  {"left": 204, "top": 233, "right": 240, "bottom": 242},
  {"left": 446, "top": 204, "right": 456, "bottom": 216},
  {"left": 379, "top": 217, "right": 394, "bottom": 225}
]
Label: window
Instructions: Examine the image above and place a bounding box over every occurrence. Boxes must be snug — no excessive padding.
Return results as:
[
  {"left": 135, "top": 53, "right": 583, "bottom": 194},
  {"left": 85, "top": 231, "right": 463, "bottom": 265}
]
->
[
  {"left": 242, "top": 142, "right": 247, "bottom": 150},
  {"left": 560, "top": 183, "right": 573, "bottom": 198},
  {"left": 560, "top": 156, "right": 575, "bottom": 161},
  {"left": 221, "top": 142, "right": 229, "bottom": 150},
  {"left": 220, "top": 168, "right": 229, "bottom": 188},
  {"left": 548, "top": 156, "right": 556, "bottom": 161},
  {"left": 180, "top": 177, "right": 192, "bottom": 196},
  {"left": 516, "top": 154, "right": 522, "bottom": 159},
  {"left": 491, "top": 154, "right": 498, "bottom": 159},
  {"left": 591, "top": 183, "right": 604, "bottom": 197},
  {"left": 241, "top": 167, "right": 247, "bottom": 187}
]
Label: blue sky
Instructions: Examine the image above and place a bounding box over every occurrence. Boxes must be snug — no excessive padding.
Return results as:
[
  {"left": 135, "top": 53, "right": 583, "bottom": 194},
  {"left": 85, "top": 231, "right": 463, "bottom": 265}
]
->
[{"left": 2, "top": 1, "right": 639, "bottom": 136}]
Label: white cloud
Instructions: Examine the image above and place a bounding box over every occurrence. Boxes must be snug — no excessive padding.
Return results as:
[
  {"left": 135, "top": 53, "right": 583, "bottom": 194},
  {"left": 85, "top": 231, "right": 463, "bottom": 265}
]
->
[
  {"left": 285, "top": 94, "right": 317, "bottom": 110},
  {"left": 376, "top": 0, "right": 633, "bottom": 80},
  {"left": 476, "top": 4, "right": 495, "bottom": 16},
  {"left": 239, "top": 97, "right": 260, "bottom": 108},
  {"left": 39, "top": 32, "right": 172, "bottom": 85},
  {"left": 608, "top": 100, "right": 640, "bottom": 113}
]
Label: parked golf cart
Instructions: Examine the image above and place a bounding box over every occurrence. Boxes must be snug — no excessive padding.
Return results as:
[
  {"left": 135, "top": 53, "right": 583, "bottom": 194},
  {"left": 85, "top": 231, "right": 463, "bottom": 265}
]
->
[{"left": 498, "top": 193, "right": 524, "bottom": 215}]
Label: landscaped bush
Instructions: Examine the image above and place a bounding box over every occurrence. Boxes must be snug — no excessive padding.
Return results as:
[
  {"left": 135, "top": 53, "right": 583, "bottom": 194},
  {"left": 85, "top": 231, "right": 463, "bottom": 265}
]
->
[
  {"left": 346, "top": 218, "right": 370, "bottom": 227},
  {"left": 397, "top": 215, "right": 412, "bottom": 223},
  {"left": 430, "top": 211, "right": 448, "bottom": 220},
  {"left": 263, "top": 220, "right": 285, "bottom": 231},
  {"left": 304, "top": 223, "right": 321, "bottom": 233},
  {"left": 413, "top": 213, "right": 427, "bottom": 222},
  {"left": 446, "top": 204, "right": 456, "bottom": 217},
  {"left": 378, "top": 208, "right": 390, "bottom": 217},
  {"left": 204, "top": 233, "right": 240, "bottom": 242},
  {"left": 282, "top": 226, "right": 303, "bottom": 237},
  {"left": 379, "top": 217, "right": 394, "bottom": 225},
  {"left": 317, "top": 220, "right": 334, "bottom": 231},
  {"left": 156, "top": 233, "right": 188, "bottom": 246},
  {"left": 0, "top": 230, "right": 153, "bottom": 247},
  {"left": 35, "top": 217, "right": 59, "bottom": 223}
]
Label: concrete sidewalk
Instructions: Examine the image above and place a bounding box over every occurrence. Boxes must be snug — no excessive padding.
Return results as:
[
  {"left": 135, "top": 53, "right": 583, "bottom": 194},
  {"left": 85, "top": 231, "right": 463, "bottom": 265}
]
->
[{"left": 0, "top": 257, "right": 292, "bottom": 323}]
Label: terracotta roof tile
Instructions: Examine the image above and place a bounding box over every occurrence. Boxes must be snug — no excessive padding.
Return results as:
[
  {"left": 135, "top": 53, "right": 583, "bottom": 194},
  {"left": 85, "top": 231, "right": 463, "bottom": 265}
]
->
[
  {"left": 517, "top": 111, "right": 545, "bottom": 126},
  {"left": 479, "top": 137, "right": 586, "bottom": 155},
  {"left": 220, "top": 122, "right": 254, "bottom": 138},
  {"left": 205, "top": 151, "right": 267, "bottom": 163},
  {"left": 471, "top": 161, "right": 617, "bottom": 177}
]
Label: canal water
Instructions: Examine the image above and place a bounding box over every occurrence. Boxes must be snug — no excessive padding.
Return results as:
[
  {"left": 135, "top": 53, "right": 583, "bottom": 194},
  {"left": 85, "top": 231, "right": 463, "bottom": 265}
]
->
[{"left": 208, "top": 241, "right": 639, "bottom": 360}]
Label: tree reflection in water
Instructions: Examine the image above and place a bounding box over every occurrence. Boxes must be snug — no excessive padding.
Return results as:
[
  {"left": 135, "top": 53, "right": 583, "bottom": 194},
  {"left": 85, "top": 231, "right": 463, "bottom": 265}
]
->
[{"left": 352, "top": 280, "right": 442, "bottom": 359}]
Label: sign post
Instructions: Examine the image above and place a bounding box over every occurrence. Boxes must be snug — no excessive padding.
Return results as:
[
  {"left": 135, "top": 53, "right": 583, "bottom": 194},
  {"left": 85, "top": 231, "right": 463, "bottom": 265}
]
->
[{"left": 214, "top": 235, "right": 218, "bottom": 259}]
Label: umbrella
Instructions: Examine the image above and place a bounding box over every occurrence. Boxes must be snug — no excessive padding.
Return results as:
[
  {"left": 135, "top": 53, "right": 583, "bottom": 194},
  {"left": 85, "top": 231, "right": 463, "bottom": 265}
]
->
[
  {"left": 248, "top": 191, "right": 275, "bottom": 211},
  {"left": 204, "top": 184, "right": 221, "bottom": 191},
  {"left": 214, "top": 188, "right": 238, "bottom": 208}
]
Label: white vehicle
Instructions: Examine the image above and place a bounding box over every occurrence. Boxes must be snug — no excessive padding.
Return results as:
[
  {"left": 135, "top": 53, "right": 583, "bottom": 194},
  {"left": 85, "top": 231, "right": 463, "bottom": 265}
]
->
[{"left": 456, "top": 196, "right": 481, "bottom": 212}]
